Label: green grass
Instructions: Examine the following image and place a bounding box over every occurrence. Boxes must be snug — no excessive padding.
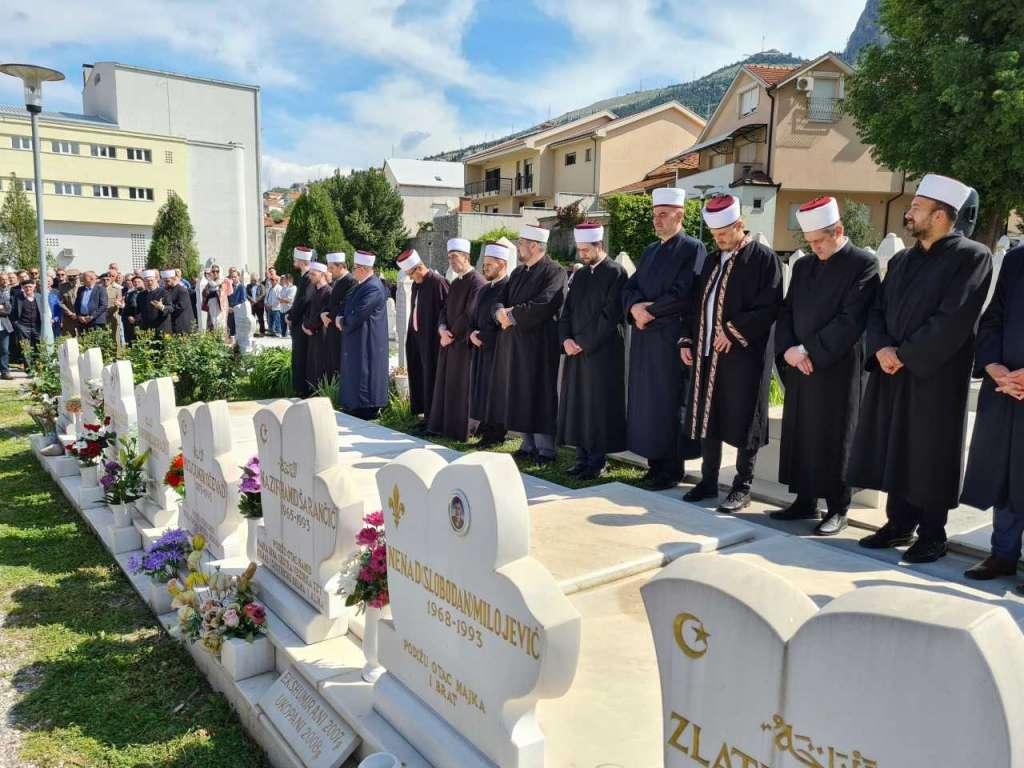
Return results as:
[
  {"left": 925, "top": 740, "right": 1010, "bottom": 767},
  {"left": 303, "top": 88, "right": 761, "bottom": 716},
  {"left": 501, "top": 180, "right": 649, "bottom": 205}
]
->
[{"left": 0, "top": 390, "right": 268, "bottom": 768}]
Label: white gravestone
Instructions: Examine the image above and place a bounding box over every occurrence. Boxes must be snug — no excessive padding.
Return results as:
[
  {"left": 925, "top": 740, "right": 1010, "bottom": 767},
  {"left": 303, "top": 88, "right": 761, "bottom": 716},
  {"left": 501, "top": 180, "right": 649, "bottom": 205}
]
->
[
  {"left": 178, "top": 400, "right": 254, "bottom": 561},
  {"left": 783, "top": 248, "right": 805, "bottom": 297},
  {"left": 102, "top": 359, "right": 137, "bottom": 440},
  {"left": 57, "top": 337, "right": 81, "bottom": 436},
  {"left": 257, "top": 666, "right": 359, "bottom": 768},
  {"left": 135, "top": 377, "right": 181, "bottom": 529},
  {"left": 253, "top": 398, "right": 364, "bottom": 644},
  {"left": 77, "top": 347, "right": 104, "bottom": 425},
  {"left": 876, "top": 232, "right": 906, "bottom": 278},
  {"left": 642, "top": 554, "right": 817, "bottom": 768},
  {"left": 615, "top": 250, "right": 636, "bottom": 277},
  {"left": 234, "top": 301, "right": 255, "bottom": 353},
  {"left": 395, "top": 272, "right": 412, "bottom": 369},
  {"left": 374, "top": 449, "right": 582, "bottom": 768},
  {"left": 753, "top": 232, "right": 772, "bottom": 248},
  {"left": 386, "top": 297, "right": 397, "bottom": 342}
]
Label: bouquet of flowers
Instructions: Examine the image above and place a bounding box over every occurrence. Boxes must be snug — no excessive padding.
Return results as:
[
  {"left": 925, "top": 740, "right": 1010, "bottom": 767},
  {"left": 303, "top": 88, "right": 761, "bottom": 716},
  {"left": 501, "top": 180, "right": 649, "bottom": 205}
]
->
[
  {"left": 169, "top": 562, "right": 267, "bottom": 655},
  {"left": 238, "top": 456, "right": 262, "bottom": 518},
  {"left": 65, "top": 418, "right": 114, "bottom": 466},
  {"left": 101, "top": 435, "right": 151, "bottom": 505},
  {"left": 84, "top": 378, "right": 106, "bottom": 422},
  {"left": 24, "top": 391, "right": 59, "bottom": 436},
  {"left": 338, "top": 510, "right": 389, "bottom": 611},
  {"left": 165, "top": 452, "right": 186, "bottom": 498},
  {"left": 127, "top": 528, "right": 192, "bottom": 583}
]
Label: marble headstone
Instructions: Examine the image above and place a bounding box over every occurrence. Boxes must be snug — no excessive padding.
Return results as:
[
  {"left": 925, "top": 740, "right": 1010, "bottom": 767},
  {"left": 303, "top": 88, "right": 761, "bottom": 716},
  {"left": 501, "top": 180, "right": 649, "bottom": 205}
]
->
[
  {"left": 135, "top": 377, "right": 181, "bottom": 528},
  {"left": 876, "top": 232, "right": 906, "bottom": 277},
  {"left": 234, "top": 301, "right": 255, "bottom": 353},
  {"left": 395, "top": 272, "right": 412, "bottom": 369},
  {"left": 77, "top": 347, "right": 104, "bottom": 424},
  {"left": 253, "top": 398, "right": 364, "bottom": 643},
  {"left": 57, "top": 337, "right": 81, "bottom": 434},
  {"left": 374, "top": 449, "right": 582, "bottom": 768},
  {"left": 178, "top": 400, "right": 254, "bottom": 561},
  {"left": 783, "top": 248, "right": 805, "bottom": 296},
  {"left": 615, "top": 250, "right": 637, "bottom": 277},
  {"left": 102, "top": 359, "right": 137, "bottom": 440},
  {"left": 386, "top": 297, "right": 397, "bottom": 342}
]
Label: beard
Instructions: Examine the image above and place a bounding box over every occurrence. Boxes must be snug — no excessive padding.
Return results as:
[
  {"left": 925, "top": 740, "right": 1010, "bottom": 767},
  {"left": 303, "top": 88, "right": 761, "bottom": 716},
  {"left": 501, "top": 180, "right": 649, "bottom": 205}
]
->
[{"left": 904, "top": 217, "right": 928, "bottom": 239}]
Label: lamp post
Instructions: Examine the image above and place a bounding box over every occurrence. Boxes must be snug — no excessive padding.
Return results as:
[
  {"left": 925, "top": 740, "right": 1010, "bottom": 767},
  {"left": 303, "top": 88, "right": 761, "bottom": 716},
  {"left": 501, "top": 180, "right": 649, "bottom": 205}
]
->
[
  {"left": 693, "top": 183, "right": 715, "bottom": 243},
  {"left": 0, "top": 63, "right": 65, "bottom": 349}
]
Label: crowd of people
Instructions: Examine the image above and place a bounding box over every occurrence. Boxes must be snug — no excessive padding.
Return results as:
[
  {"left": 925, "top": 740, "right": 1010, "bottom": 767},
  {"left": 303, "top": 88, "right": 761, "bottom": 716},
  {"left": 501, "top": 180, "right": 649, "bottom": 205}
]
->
[{"left": 286, "top": 171, "right": 1024, "bottom": 586}]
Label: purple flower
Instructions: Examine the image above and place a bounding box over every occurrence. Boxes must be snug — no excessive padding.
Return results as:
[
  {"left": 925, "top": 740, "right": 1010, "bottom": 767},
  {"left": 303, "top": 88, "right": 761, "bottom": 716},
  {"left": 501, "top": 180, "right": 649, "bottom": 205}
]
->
[
  {"left": 127, "top": 555, "right": 142, "bottom": 573},
  {"left": 239, "top": 476, "right": 261, "bottom": 494},
  {"left": 104, "top": 460, "right": 121, "bottom": 473},
  {"left": 244, "top": 456, "right": 261, "bottom": 474},
  {"left": 100, "top": 474, "right": 116, "bottom": 491}
]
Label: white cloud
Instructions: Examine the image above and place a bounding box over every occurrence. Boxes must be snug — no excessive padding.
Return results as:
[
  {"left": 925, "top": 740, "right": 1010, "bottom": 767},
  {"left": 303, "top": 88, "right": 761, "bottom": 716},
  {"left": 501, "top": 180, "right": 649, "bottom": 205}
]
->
[{"left": 261, "top": 156, "right": 345, "bottom": 190}]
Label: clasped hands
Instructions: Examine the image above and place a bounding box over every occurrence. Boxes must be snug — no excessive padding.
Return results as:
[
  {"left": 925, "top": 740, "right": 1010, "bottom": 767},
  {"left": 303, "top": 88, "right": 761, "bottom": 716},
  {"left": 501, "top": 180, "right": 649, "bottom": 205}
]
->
[
  {"left": 630, "top": 302, "right": 655, "bottom": 330},
  {"left": 987, "top": 364, "right": 1024, "bottom": 401},
  {"left": 876, "top": 346, "right": 903, "bottom": 375},
  {"left": 784, "top": 346, "right": 814, "bottom": 376},
  {"left": 563, "top": 338, "right": 583, "bottom": 356},
  {"left": 439, "top": 328, "right": 454, "bottom": 347}
]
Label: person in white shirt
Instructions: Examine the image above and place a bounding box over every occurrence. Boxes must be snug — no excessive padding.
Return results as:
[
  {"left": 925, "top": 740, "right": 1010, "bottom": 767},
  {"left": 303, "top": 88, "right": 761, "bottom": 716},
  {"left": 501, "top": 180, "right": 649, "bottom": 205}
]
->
[
  {"left": 264, "top": 273, "right": 284, "bottom": 337},
  {"left": 278, "top": 274, "right": 297, "bottom": 338}
]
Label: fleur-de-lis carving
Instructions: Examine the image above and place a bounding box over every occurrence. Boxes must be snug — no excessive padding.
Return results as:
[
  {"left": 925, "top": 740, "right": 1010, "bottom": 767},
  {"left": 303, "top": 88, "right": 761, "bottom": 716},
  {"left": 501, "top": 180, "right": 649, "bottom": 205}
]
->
[{"left": 389, "top": 484, "right": 405, "bottom": 527}]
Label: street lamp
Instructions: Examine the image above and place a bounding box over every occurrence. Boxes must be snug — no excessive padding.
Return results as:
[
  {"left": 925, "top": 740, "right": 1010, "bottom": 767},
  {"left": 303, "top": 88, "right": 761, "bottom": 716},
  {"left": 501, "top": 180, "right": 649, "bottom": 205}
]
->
[
  {"left": 0, "top": 63, "right": 65, "bottom": 349},
  {"left": 693, "top": 183, "right": 716, "bottom": 243}
]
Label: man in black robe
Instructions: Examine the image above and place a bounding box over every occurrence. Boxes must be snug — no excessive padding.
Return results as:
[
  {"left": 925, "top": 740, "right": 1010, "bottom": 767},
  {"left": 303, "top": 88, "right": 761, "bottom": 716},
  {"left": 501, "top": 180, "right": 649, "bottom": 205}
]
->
[
  {"left": 162, "top": 270, "right": 196, "bottom": 335},
  {"left": 301, "top": 262, "right": 332, "bottom": 393},
  {"left": 138, "top": 270, "right": 172, "bottom": 336},
  {"left": 121, "top": 275, "right": 145, "bottom": 345},
  {"left": 324, "top": 253, "right": 356, "bottom": 383},
  {"left": 340, "top": 252, "right": 390, "bottom": 419},
  {"left": 961, "top": 244, "right": 1024, "bottom": 585},
  {"left": 680, "top": 195, "right": 782, "bottom": 513},
  {"left": 469, "top": 243, "right": 511, "bottom": 448},
  {"left": 429, "top": 238, "right": 485, "bottom": 441},
  {"left": 557, "top": 223, "right": 627, "bottom": 480},
  {"left": 851, "top": 173, "right": 992, "bottom": 563},
  {"left": 399, "top": 248, "right": 449, "bottom": 431},
  {"left": 488, "top": 225, "right": 566, "bottom": 464},
  {"left": 771, "top": 196, "right": 880, "bottom": 535},
  {"left": 622, "top": 187, "right": 706, "bottom": 490},
  {"left": 288, "top": 246, "right": 315, "bottom": 397}
]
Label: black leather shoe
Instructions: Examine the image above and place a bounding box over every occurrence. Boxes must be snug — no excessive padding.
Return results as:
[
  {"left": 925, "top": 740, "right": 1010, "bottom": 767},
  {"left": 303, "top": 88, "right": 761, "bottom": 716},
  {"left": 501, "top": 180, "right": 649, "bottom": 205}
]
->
[
  {"left": 770, "top": 499, "right": 821, "bottom": 521},
  {"left": 814, "top": 512, "right": 848, "bottom": 536},
  {"left": 964, "top": 556, "right": 1019, "bottom": 580},
  {"left": 577, "top": 467, "right": 606, "bottom": 481},
  {"left": 646, "top": 475, "right": 681, "bottom": 491},
  {"left": 512, "top": 449, "right": 536, "bottom": 461},
  {"left": 903, "top": 538, "right": 947, "bottom": 564},
  {"left": 859, "top": 524, "right": 916, "bottom": 549},
  {"left": 566, "top": 463, "right": 586, "bottom": 476},
  {"left": 718, "top": 489, "right": 751, "bottom": 513},
  {"left": 683, "top": 482, "right": 718, "bottom": 502}
]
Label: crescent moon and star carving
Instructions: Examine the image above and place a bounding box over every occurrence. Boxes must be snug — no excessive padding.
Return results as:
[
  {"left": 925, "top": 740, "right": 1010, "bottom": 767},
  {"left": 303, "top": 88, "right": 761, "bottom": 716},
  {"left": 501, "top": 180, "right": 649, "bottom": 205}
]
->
[{"left": 673, "top": 612, "right": 711, "bottom": 659}]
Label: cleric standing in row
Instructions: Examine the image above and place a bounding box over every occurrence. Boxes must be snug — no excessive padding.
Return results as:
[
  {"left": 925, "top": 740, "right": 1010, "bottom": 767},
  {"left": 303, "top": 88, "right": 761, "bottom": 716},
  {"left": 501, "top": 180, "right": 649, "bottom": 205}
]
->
[
  {"left": 399, "top": 248, "right": 449, "bottom": 432},
  {"left": 621, "top": 187, "right": 706, "bottom": 490},
  {"left": 339, "top": 250, "right": 390, "bottom": 420},
  {"left": 139, "top": 269, "right": 171, "bottom": 336},
  {"left": 468, "top": 242, "right": 511, "bottom": 448},
  {"left": 324, "top": 252, "right": 356, "bottom": 380},
  {"left": 851, "top": 173, "right": 992, "bottom": 563},
  {"left": 772, "top": 196, "right": 879, "bottom": 535},
  {"left": 680, "top": 194, "right": 782, "bottom": 513},
  {"left": 288, "top": 245, "right": 315, "bottom": 397},
  {"left": 557, "top": 222, "right": 628, "bottom": 480},
  {"left": 163, "top": 269, "right": 196, "bottom": 335},
  {"left": 301, "top": 260, "right": 332, "bottom": 391}
]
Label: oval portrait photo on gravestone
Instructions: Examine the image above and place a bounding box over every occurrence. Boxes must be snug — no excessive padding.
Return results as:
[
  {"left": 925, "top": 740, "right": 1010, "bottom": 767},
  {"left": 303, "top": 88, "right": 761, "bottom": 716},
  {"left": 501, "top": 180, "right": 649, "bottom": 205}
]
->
[{"left": 448, "top": 490, "right": 469, "bottom": 535}]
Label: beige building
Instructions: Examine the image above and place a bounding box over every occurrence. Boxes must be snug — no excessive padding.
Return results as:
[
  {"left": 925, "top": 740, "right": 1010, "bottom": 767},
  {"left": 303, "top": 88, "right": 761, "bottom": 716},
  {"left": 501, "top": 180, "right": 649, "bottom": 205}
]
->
[
  {"left": 675, "top": 53, "right": 914, "bottom": 252},
  {"left": 462, "top": 101, "right": 705, "bottom": 214},
  {"left": 384, "top": 158, "right": 464, "bottom": 235}
]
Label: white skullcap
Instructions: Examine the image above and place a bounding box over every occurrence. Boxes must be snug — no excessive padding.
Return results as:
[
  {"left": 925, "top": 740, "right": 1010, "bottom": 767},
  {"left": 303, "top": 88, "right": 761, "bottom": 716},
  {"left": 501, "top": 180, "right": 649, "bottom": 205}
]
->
[
  {"left": 653, "top": 187, "right": 686, "bottom": 208},
  {"left": 483, "top": 242, "right": 510, "bottom": 261},
  {"left": 143, "top": 269, "right": 158, "bottom": 279},
  {"left": 159, "top": 269, "right": 175, "bottom": 279},
  {"left": 354, "top": 250, "right": 376, "bottom": 267},
  {"left": 520, "top": 224, "right": 549, "bottom": 243},
  {"left": 293, "top": 246, "right": 314, "bottom": 261},
  {"left": 325, "top": 252, "right": 347, "bottom": 264},
  {"left": 917, "top": 173, "right": 972, "bottom": 212},
  {"left": 795, "top": 196, "right": 841, "bottom": 233},
  {"left": 396, "top": 249, "right": 422, "bottom": 272},
  {"left": 574, "top": 223, "right": 604, "bottom": 244},
  {"left": 447, "top": 238, "right": 471, "bottom": 254},
  {"left": 702, "top": 195, "right": 742, "bottom": 229},
  {"left": 308, "top": 261, "right": 327, "bottom": 273}
]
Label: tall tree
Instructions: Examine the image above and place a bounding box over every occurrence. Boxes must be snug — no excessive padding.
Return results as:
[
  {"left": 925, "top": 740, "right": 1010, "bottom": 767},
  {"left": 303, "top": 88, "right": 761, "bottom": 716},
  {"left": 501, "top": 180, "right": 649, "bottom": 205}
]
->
[
  {"left": 147, "top": 192, "right": 201, "bottom": 277},
  {"left": 321, "top": 169, "right": 408, "bottom": 265},
  {"left": 274, "top": 184, "right": 350, "bottom": 277},
  {"left": 0, "top": 174, "right": 39, "bottom": 271},
  {"left": 846, "top": 0, "right": 1024, "bottom": 245}
]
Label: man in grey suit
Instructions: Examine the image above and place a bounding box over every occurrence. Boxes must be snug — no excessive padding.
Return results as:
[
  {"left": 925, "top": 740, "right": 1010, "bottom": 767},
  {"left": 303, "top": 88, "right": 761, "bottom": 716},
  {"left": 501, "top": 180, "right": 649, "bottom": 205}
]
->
[
  {"left": 0, "top": 279, "right": 15, "bottom": 379},
  {"left": 73, "top": 271, "right": 108, "bottom": 332}
]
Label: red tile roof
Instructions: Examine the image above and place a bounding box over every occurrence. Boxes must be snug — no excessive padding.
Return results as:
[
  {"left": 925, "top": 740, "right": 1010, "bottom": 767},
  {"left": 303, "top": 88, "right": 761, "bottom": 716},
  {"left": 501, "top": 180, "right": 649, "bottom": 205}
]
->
[
  {"left": 605, "top": 153, "right": 700, "bottom": 195},
  {"left": 745, "top": 64, "right": 801, "bottom": 87}
]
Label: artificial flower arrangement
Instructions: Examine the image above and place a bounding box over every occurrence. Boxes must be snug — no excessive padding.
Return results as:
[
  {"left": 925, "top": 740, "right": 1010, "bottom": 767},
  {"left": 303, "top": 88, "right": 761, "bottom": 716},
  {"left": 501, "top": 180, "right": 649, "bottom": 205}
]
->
[
  {"left": 20, "top": 381, "right": 59, "bottom": 436},
  {"left": 63, "top": 396, "right": 82, "bottom": 416},
  {"left": 83, "top": 378, "right": 106, "bottom": 421},
  {"left": 100, "top": 435, "right": 150, "bottom": 505},
  {"left": 64, "top": 417, "right": 114, "bottom": 466},
  {"left": 127, "top": 528, "right": 193, "bottom": 583},
  {"left": 165, "top": 452, "right": 186, "bottom": 498},
  {"left": 237, "top": 455, "right": 262, "bottom": 518},
  {"left": 338, "top": 510, "right": 389, "bottom": 611}
]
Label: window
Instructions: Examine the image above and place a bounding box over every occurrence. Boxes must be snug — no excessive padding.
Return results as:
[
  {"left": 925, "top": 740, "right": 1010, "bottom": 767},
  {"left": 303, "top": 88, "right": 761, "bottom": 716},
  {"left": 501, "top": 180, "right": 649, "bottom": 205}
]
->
[
  {"left": 710, "top": 153, "right": 727, "bottom": 169},
  {"left": 93, "top": 184, "right": 119, "bottom": 198},
  {"left": 752, "top": 198, "right": 764, "bottom": 211},
  {"left": 128, "top": 187, "right": 155, "bottom": 201},
  {"left": 164, "top": 150, "right": 174, "bottom": 164},
  {"left": 51, "top": 140, "right": 79, "bottom": 155},
  {"left": 788, "top": 203, "right": 802, "bottom": 230},
  {"left": 91, "top": 144, "right": 117, "bottom": 158},
  {"left": 17, "top": 178, "right": 34, "bottom": 192},
  {"left": 739, "top": 87, "right": 759, "bottom": 116},
  {"left": 565, "top": 152, "right": 577, "bottom": 166},
  {"left": 585, "top": 147, "right": 592, "bottom": 162},
  {"left": 11, "top": 136, "right": 32, "bottom": 150},
  {"left": 737, "top": 142, "right": 757, "bottom": 163},
  {"left": 54, "top": 182, "right": 82, "bottom": 196},
  {"left": 531, "top": 201, "right": 545, "bottom": 208},
  {"left": 130, "top": 234, "right": 148, "bottom": 270},
  {"left": 126, "top": 147, "right": 152, "bottom": 162}
]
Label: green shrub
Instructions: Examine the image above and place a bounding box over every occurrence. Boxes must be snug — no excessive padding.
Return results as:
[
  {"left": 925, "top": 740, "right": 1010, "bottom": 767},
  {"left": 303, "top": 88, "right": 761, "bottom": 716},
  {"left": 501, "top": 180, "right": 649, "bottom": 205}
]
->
[
  {"left": 605, "top": 193, "right": 714, "bottom": 261},
  {"left": 117, "top": 330, "right": 172, "bottom": 384},
  {"left": 470, "top": 227, "right": 519, "bottom": 264},
  {"left": 245, "top": 347, "right": 294, "bottom": 399},
  {"left": 312, "top": 374, "right": 340, "bottom": 409},
  {"left": 376, "top": 389, "right": 417, "bottom": 432},
  {"left": 76, "top": 327, "right": 117, "bottom": 364},
  {"left": 164, "top": 332, "right": 249, "bottom": 405}
]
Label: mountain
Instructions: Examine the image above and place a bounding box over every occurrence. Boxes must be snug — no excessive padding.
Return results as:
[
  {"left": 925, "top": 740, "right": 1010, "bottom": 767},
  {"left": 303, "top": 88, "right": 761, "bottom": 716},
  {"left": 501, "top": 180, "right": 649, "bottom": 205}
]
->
[
  {"left": 843, "top": 0, "right": 888, "bottom": 63},
  {"left": 424, "top": 49, "right": 804, "bottom": 163}
]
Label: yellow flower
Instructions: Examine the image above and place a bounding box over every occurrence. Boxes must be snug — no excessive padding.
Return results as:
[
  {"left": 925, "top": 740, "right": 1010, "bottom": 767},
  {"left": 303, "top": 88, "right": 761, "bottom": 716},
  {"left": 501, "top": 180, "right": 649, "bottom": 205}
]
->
[
  {"left": 178, "top": 605, "right": 195, "bottom": 623},
  {"left": 166, "top": 578, "right": 182, "bottom": 597},
  {"left": 185, "top": 570, "right": 208, "bottom": 588},
  {"left": 172, "top": 589, "right": 196, "bottom": 609},
  {"left": 201, "top": 631, "right": 223, "bottom": 654},
  {"left": 186, "top": 550, "right": 203, "bottom": 572},
  {"left": 191, "top": 534, "right": 206, "bottom": 552}
]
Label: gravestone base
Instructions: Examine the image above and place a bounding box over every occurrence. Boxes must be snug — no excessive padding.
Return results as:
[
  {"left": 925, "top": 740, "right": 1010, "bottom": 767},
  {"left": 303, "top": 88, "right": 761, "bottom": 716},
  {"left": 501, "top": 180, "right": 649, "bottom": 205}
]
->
[
  {"left": 222, "top": 636, "right": 276, "bottom": 682},
  {"left": 253, "top": 567, "right": 349, "bottom": 645},
  {"left": 102, "top": 522, "right": 142, "bottom": 554},
  {"left": 56, "top": 473, "right": 106, "bottom": 510},
  {"left": 135, "top": 497, "right": 179, "bottom": 529},
  {"left": 134, "top": 520, "right": 176, "bottom": 550},
  {"left": 147, "top": 579, "right": 174, "bottom": 615}
]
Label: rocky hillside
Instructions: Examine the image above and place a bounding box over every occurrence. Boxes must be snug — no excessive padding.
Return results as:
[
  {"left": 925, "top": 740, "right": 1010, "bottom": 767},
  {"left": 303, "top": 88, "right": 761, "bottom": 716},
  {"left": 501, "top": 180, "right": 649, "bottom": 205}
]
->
[{"left": 844, "top": 0, "right": 888, "bottom": 63}]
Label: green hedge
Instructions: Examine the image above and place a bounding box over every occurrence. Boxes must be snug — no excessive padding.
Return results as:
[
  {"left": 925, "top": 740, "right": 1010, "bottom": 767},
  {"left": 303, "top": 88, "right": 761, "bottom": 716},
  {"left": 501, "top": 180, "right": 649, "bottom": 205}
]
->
[{"left": 605, "top": 193, "right": 715, "bottom": 262}]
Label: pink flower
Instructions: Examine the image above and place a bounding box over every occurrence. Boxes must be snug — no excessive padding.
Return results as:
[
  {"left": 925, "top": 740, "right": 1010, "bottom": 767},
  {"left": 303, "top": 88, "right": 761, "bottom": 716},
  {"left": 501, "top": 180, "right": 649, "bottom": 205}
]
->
[
  {"left": 370, "top": 591, "right": 389, "bottom": 609},
  {"left": 355, "top": 526, "right": 379, "bottom": 546},
  {"left": 222, "top": 608, "right": 240, "bottom": 628},
  {"left": 358, "top": 566, "right": 375, "bottom": 584},
  {"left": 244, "top": 602, "right": 266, "bottom": 625},
  {"left": 364, "top": 510, "right": 384, "bottom": 527}
]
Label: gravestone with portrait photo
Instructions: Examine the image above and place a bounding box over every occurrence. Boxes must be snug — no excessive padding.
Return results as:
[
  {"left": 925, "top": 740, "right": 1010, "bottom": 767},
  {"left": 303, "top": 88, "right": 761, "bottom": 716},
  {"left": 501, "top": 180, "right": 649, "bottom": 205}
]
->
[
  {"left": 373, "top": 449, "right": 582, "bottom": 768},
  {"left": 253, "top": 397, "right": 365, "bottom": 644},
  {"left": 134, "top": 377, "right": 182, "bottom": 533}
]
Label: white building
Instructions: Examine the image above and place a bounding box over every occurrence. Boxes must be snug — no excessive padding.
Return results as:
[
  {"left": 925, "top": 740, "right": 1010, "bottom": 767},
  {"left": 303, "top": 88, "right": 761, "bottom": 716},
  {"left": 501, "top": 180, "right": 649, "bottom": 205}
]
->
[{"left": 383, "top": 158, "right": 464, "bottom": 235}]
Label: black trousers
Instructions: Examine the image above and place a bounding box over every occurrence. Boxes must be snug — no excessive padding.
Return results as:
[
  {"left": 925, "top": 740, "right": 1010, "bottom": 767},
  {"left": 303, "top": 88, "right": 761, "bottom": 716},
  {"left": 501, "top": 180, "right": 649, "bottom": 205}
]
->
[
  {"left": 475, "top": 422, "right": 506, "bottom": 445},
  {"left": 253, "top": 301, "right": 266, "bottom": 334},
  {"left": 699, "top": 438, "right": 758, "bottom": 493},
  {"left": 886, "top": 494, "right": 949, "bottom": 544},
  {"left": 291, "top": 333, "right": 311, "bottom": 397},
  {"left": 795, "top": 487, "right": 853, "bottom": 515},
  {"left": 574, "top": 447, "right": 606, "bottom": 472}
]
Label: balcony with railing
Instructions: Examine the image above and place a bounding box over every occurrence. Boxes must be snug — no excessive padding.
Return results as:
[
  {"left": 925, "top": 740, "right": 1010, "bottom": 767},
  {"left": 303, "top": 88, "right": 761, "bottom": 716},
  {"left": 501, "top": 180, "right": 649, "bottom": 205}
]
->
[
  {"left": 465, "top": 177, "right": 513, "bottom": 198},
  {"left": 515, "top": 173, "right": 535, "bottom": 195},
  {"left": 807, "top": 97, "right": 842, "bottom": 123}
]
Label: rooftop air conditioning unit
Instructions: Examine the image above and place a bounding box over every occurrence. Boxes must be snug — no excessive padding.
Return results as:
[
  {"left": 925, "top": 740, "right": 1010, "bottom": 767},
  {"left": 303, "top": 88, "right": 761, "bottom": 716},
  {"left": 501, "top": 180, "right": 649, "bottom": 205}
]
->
[{"left": 796, "top": 76, "right": 814, "bottom": 92}]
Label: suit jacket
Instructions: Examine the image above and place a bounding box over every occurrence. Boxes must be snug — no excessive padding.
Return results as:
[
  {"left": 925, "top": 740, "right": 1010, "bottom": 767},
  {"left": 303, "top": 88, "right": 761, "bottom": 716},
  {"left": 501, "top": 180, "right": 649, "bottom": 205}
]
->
[
  {"left": 74, "top": 284, "right": 109, "bottom": 327},
  {"left": 11, "top": 293, "right": 44, "bottom": 335},
  {"left": 0, "top": 287, "right": 14, "bottom": 334}
]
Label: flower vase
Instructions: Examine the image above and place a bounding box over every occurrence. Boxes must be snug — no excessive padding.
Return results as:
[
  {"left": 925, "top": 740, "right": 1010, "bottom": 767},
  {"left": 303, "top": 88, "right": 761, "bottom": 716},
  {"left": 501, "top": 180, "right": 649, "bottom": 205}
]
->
[
  {"left": 80, "top": 463, "right": 99, "bottom": 487},
  {"left": 362, "top": 605, "right": 389, "bottom": 683},
  {"left": 110, "top": 502, "right": 134, "bottom": 528},
  {"left": 245, "top": 517, "right": 263, "bottom": 564}
]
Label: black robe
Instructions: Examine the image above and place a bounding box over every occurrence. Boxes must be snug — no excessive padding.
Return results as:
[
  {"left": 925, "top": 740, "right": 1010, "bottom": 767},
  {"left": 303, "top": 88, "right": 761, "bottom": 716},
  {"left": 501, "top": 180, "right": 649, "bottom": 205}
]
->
[
  {"left": 557, "top": 257, "right": 628, "bottom": 455},
  {"left": 848, "top": 233, "right": 992, "bottom": 510},
  {"left": 289, "top": 270, "right": 314, "bottom": 397},
  {"left": 168, "top": 283, "right": 195, "bottom": 335},
  {"left": 775, "top": 242, "right": 880, "bottom": 497},
  {"left": 682, "top": 238, "right": 783, "bottom": 449},
  {"left": 428, "top": 270, "right": 486, "bottom": 440},
  {"left": 302, "top": 282, "right": 332, "bottom": 391},
  {"left": 326, "top": 272, "right": 357, "bottom": 381},
  {"left": 622, "top": 232, "right": 706, "bottom": 460},
  {"left": 122, "top": 288, "right": 143, "bottom": 344},
  {"left": 406, "top": 271, "right": 449, "bottom": 418},
  {"left": 469, "top": 276, "right": 508, "bottom": 424},
  {"left": 139, "top": 287, "right": 171, "bottom": 336},
  {"left": 962, "top": 246, "right": 1024, "bottom": 513},
  {"left": 487, "top": 258, "right": 566, "bottom": 435}
]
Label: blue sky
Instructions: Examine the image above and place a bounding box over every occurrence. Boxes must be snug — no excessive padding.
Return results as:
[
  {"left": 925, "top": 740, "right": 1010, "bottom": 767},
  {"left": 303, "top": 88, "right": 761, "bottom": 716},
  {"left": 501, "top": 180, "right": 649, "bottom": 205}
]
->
[{"left": 0, "top": 1, "right": 866, "bottom": 189}]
